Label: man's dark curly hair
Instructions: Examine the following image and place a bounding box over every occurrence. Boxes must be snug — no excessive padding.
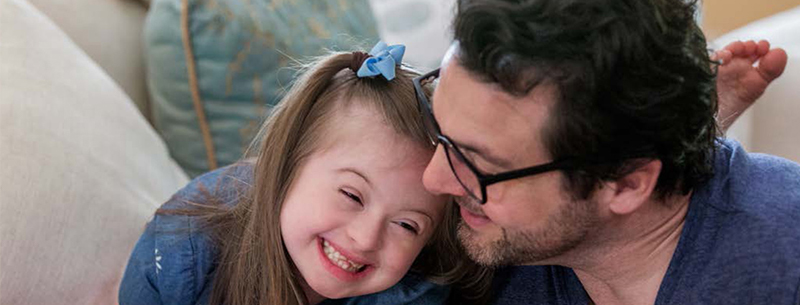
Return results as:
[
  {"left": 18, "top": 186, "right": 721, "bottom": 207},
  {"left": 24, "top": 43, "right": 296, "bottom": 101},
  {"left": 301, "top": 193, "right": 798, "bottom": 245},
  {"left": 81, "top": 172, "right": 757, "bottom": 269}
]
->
[{"left": 453, "top": 0, "right": 718, "bottom": 200}]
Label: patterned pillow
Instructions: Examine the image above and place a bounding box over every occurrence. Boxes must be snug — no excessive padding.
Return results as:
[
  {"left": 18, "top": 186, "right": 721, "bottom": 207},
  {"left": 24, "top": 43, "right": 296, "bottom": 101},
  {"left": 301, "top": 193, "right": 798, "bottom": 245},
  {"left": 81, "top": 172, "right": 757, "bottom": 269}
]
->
[{"left": 146, "top": 0, "right": 378, "bottom": 177}]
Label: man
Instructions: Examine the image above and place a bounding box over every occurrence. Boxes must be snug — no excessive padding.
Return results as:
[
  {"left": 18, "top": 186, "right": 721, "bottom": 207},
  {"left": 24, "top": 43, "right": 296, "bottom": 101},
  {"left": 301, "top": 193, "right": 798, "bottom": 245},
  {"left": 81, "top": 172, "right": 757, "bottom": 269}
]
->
[{"left": 416, "top": 0, "right": 799, "bottom": 304}]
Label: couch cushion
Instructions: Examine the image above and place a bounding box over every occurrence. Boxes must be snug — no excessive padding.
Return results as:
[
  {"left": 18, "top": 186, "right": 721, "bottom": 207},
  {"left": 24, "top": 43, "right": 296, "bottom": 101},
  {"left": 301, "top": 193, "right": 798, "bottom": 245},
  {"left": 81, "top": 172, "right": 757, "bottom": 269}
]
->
[
  {"left": 146, "top": 0, "right": 378, "bottom": 177},
  {"left": 0, "top": 0, "right": 189, "bottom": 304},
  {"left": 26, "top": 0, "right": 150, "bottom": 121}
]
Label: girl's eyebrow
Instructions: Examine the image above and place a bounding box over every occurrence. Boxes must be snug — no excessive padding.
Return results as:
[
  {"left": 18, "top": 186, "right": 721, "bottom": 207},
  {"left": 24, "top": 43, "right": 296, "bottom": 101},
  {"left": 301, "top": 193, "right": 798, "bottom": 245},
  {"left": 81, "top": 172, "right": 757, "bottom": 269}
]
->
[
  {"left": 337, "top": 167, "right": 372, "bottom": 185},
  {"left": 403, "top": 208, "right": 433, "bottom": 222},
  {"left": 402, "top": 208, "right": 434, "bottom": 226}
]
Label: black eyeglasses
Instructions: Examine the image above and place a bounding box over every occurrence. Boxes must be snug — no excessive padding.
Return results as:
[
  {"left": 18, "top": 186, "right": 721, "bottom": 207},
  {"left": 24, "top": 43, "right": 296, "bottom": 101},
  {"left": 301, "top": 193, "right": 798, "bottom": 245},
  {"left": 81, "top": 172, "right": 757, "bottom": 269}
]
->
[{"left": 413, "top": 68, "right": 577, "bottom": 204}]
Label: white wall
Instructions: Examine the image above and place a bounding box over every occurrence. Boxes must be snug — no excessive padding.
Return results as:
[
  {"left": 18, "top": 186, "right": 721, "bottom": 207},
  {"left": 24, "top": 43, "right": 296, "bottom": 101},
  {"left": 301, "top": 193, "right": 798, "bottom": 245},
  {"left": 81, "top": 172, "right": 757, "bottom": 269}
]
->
[{"left": 369, "top": 0, "right": 456, "bottom": 70}]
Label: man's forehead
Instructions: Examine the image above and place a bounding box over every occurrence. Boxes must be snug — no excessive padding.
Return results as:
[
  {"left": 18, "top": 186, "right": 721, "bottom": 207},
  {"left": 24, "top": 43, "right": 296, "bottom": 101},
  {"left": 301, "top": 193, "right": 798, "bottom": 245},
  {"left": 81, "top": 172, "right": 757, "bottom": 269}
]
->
[
  {"left": 438, "top": 58, "right": 558, "bottom": 112},
  {"left": 439, "top": 40, "right": 559, "bottom": 105},
  {"left": 439, "top": 41, "right": 460, "bottom": 72}
]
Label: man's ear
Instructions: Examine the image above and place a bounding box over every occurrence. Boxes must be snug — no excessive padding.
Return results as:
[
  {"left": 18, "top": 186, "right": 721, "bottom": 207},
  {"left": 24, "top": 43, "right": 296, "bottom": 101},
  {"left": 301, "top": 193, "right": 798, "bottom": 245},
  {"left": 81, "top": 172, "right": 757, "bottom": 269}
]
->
[{"left": 597, "top": 159, "right": 662, "bottom": 215}]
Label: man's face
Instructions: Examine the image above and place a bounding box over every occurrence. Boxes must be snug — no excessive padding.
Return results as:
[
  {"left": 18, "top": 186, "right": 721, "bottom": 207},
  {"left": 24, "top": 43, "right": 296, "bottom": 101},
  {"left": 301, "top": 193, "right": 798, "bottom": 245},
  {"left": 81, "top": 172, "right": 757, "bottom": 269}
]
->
[{"left": 422, "top": 59, "right": 598, "bottom": 266}]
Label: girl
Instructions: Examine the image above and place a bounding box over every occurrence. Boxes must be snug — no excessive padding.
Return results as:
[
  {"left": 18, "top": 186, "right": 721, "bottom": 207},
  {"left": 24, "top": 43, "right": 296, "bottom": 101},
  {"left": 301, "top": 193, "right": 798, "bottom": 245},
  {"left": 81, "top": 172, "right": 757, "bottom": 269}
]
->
[{"left": 118, "top": 43, "right": 491, "bottom": 305}]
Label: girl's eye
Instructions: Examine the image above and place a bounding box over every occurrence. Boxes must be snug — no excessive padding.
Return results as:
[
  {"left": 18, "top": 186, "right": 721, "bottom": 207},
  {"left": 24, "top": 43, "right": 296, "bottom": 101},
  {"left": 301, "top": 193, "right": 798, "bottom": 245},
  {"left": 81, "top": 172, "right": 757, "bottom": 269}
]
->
[
  {"left": 340, "top": 190, "right": 363, "bottom": 205},
  {"left": 397, "top": 221, "right": 419, "bottom": 235}
]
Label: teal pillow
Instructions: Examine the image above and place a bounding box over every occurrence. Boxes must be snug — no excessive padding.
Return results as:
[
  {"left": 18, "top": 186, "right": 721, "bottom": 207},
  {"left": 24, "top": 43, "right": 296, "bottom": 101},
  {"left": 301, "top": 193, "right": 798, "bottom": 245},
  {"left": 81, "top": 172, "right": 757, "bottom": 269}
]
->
[{"left": 145, "top": 0, "right": 378, "bottom": 177}]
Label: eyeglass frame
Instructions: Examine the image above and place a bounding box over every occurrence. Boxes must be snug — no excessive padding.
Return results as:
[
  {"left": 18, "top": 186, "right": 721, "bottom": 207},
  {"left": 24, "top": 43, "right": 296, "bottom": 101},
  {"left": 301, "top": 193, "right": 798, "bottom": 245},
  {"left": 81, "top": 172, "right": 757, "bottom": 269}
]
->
[{"left": 412, "top": 68, "right": 578, "bottom": 204}]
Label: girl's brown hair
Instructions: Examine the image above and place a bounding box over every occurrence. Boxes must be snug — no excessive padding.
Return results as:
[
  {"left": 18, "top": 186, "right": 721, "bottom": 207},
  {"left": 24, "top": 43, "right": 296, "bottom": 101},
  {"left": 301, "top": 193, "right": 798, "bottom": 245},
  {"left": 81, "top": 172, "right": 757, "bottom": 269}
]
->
[{"left": 163, "top": 52, "right": 492, "bottom": 305}]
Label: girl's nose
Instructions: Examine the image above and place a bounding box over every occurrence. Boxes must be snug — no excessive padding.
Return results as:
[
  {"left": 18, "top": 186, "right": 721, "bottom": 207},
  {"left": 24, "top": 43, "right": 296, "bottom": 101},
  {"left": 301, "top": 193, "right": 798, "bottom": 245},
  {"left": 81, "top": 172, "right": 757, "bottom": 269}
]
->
[{"left": 347, "top": 213, "right": 384, "bottom": 252}]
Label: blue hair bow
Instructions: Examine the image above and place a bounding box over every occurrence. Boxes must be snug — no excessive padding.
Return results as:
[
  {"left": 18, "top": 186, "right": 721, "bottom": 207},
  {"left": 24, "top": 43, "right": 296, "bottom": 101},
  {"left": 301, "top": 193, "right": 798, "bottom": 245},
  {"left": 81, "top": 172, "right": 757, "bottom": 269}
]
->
[{"left": 356, "top": 41, "right": 406, "bottom": 81}]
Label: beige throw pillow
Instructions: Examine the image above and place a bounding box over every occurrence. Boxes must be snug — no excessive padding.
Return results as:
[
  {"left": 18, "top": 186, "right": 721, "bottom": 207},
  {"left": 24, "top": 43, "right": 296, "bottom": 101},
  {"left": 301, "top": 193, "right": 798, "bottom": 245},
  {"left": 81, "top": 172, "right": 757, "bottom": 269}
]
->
[
  {"left": 26, "top": 0, "right": 150, "bottom": 120},
  {"left": 0, "top": 0, "right": 189, "bottom": 304}
]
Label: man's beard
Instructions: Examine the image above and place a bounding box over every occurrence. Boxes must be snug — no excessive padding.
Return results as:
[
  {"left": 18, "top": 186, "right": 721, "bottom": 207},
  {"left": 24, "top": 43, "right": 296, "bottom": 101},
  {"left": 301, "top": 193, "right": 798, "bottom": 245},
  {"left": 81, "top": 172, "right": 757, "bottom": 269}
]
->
[{"left": 457, "top": 196, "right": 597, "bottom": 267}]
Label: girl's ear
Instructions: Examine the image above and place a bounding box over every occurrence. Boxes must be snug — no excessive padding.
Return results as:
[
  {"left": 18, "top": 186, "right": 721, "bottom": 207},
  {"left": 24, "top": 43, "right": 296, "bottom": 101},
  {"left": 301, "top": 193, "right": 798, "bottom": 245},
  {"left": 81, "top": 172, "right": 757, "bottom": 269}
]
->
[{"left": 596, "top": 159, "right": 662, "bottom": 215}]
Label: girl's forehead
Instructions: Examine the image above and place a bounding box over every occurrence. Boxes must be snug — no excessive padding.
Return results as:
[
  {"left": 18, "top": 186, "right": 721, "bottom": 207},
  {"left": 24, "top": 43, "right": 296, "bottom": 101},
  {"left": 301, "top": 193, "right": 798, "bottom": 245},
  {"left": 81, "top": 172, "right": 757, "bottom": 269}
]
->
[
  {"left": 323, "top": 114, "right": 430, "bottom": 172},
  {"left": 319, "top": 102, "right": 432, "bottom": 162}
]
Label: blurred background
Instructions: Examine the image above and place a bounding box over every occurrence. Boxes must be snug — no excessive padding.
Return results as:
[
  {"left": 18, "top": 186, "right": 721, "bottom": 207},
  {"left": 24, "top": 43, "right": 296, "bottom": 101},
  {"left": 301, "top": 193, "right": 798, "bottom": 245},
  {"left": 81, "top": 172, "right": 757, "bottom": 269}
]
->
[{"left": 702, "top": 0, "right": 799, "bottom": 39}]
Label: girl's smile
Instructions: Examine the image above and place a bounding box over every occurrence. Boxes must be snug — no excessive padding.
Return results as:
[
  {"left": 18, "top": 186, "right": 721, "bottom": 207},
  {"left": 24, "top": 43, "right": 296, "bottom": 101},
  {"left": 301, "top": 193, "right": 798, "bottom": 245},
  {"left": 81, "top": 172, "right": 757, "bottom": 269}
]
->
[{"left": 317, "top": 237, "right": 373, "bottom": 281}]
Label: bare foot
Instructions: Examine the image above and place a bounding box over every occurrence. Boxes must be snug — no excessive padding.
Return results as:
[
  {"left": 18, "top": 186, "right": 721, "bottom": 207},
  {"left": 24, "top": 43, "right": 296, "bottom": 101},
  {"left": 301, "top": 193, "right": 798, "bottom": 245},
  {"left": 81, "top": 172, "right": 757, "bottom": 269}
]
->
[{"left": 712, "top": 39, "right": 788, "bottom": 131}]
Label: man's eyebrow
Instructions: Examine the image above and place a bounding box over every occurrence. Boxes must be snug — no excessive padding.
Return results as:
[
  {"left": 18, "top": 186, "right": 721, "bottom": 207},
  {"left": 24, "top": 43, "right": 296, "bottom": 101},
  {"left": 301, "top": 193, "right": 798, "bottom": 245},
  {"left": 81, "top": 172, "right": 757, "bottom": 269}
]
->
[
  {"left": 338, "top": 168, "right": 371, "bottom": 185},
  {"left": 449, "top": 137, "right": 514, "bottom": 169}
]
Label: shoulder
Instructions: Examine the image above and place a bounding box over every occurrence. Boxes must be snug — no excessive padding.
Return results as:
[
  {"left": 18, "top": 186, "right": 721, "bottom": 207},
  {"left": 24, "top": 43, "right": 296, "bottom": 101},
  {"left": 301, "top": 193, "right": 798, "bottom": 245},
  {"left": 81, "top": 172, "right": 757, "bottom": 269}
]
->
[
  {"left": 675, "top": 139, "right": 800, "bottom": 302},
  {"left": 119, "top": 191, "right": 219, "bottom": 305},
  {"left": 705, "top": 138, "right": 800, "bottom": 215},
  {"left": 715, "top": 138, "right": 800, "bottom": 189},
  {"left": 720, "top": 137, "right": 800, "bottom": 177},
  {"left": 165, "top": 162, "right": 254, "bottom": 210},
  {"left": 702, "top": 139, "right": 800, "bottom": 244},
  {"left": 156, "top": 162, "right": 255, "bottom": 283},
  {"left": 119, "top": 201, "right": 216, "bottom": 304},
  {"left": 119, "top": 163, "right": 253, "bottom": 305}
]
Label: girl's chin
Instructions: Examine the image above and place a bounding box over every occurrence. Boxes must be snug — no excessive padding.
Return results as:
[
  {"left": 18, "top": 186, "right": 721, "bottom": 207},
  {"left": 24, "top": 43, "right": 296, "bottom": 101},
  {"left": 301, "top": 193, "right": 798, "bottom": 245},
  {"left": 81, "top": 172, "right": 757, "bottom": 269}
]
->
[
  {"left": 308, "top": 280, "right": 391, "bottom": 301},
  {"left": 310, "top": 285, "right": 359, "bottom": 301}
]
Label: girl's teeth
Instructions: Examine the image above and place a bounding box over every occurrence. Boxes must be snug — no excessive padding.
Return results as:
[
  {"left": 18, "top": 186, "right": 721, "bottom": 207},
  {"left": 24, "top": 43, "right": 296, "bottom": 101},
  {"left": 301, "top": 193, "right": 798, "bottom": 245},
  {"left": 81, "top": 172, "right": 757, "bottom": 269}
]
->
[{"left": 323, "top": 239, "right": 365, "bottom": 272}]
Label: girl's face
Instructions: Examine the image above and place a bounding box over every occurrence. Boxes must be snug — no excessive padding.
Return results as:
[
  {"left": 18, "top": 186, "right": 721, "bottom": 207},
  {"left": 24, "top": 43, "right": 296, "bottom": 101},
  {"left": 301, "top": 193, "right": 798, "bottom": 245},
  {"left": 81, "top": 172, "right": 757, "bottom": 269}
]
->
[{"left": 280, "top": 102, "right": 447, "bottom": 301}]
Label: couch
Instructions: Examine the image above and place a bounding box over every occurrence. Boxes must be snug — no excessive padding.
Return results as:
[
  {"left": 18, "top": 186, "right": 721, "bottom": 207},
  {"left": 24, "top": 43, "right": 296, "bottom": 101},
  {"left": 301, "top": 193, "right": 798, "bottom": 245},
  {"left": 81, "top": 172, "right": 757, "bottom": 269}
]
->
[{"left": 1, "top": 0, "right": 186, "bottom": 304}]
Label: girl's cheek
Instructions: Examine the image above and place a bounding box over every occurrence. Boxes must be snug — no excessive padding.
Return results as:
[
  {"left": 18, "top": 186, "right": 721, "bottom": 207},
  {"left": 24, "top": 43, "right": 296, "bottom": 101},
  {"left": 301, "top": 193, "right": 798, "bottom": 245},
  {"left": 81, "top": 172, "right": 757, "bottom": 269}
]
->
[{"left": 386, "top": 240, "right": 426, "bottom": 270}]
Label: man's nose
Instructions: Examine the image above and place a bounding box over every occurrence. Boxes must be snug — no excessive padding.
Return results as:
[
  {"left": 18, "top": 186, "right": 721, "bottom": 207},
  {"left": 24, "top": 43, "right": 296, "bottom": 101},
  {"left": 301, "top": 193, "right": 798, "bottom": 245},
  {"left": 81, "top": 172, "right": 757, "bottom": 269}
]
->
[{"left": 423, "top": 145, "right": 468, "bottom": 197}]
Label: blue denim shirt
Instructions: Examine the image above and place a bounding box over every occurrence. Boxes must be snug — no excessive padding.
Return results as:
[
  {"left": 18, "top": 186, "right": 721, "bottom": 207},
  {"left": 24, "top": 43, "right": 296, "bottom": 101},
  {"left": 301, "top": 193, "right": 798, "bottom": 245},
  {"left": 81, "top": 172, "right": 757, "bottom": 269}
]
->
[{"left": 118, "top": 164, "right": 450, "bottom": 305}]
